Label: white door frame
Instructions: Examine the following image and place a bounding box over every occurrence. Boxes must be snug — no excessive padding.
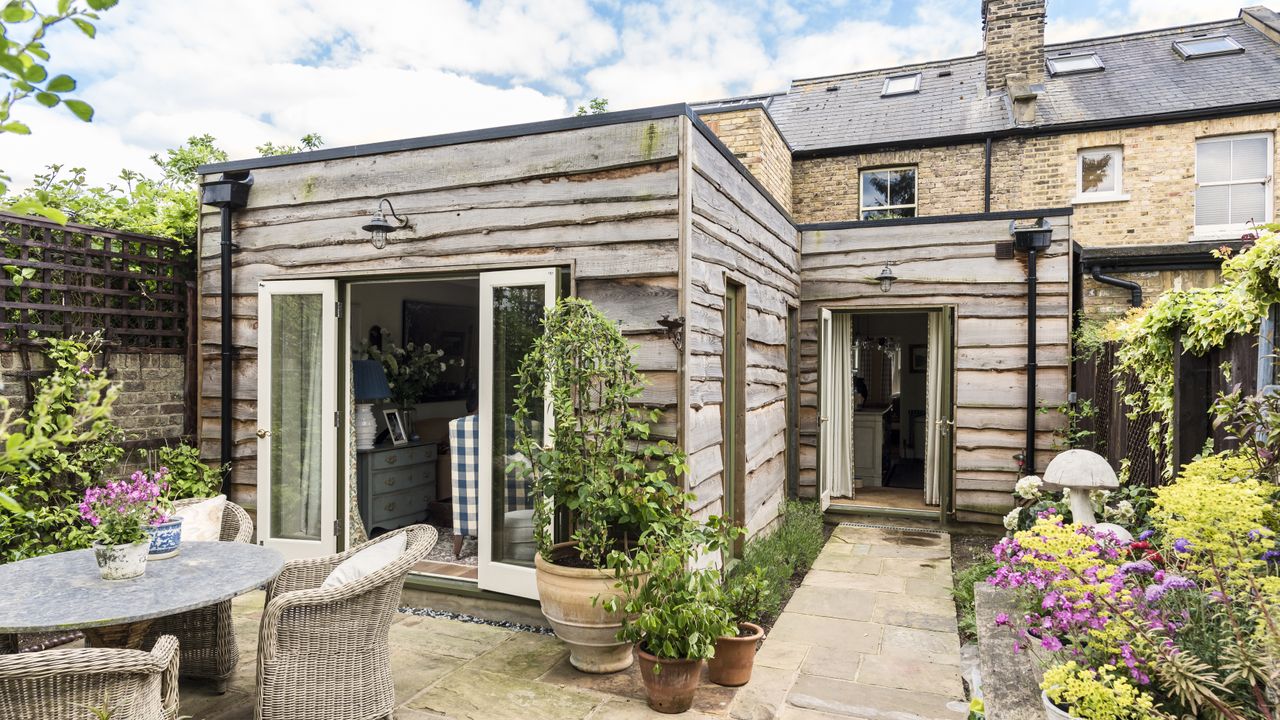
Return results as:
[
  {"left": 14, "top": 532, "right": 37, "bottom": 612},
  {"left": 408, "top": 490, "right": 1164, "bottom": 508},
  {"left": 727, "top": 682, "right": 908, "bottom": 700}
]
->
[
  {"left": 256, "top": 279, "right": 340, "bottom": 559},
  {"left": 477, "top": 268, "right": 557, "bottom": 598},
  {"left": 817, "top": 308, "right": 834, "bottom": 511}
]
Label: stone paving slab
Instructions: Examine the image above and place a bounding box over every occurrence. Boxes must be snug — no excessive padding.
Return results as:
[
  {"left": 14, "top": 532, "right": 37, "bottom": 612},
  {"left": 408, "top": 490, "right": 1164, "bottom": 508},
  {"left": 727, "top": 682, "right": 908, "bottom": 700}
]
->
[{"left": 728, "top": 524, "right": 969, "bottom": 720}]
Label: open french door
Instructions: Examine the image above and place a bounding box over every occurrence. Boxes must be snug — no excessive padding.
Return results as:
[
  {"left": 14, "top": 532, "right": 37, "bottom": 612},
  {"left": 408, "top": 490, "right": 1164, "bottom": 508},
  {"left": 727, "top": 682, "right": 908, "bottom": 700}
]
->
[
  {"left": 924, "top": 308, "right": 956, "bottom": 511},
  {"left": 817, "top": 309, "right": 834, "bottom": 511},
  {"left": 256, "top": 280, "right": 340, "bottom": 559},
  {"left": 477, "top": 268, "right": 557, "bottom": 599}
]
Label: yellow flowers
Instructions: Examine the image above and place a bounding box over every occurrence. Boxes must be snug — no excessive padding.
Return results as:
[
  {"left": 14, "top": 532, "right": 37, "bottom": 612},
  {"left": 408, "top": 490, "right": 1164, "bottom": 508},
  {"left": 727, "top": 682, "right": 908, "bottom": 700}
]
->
[{"left": 1041, "top": 662, "right": 1157, "bottom": 720}]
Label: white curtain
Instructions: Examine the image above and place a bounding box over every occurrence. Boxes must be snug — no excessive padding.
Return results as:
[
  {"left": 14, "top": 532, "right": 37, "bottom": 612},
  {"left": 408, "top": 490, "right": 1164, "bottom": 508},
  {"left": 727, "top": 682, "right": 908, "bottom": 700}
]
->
[
  {"left": 271, "top": 294, "right": 324, "bottom": 540},
  {"left": 924, "top": 312, "right": 943, "bottom": 507},
  {"left": 830, "top": 313, "right": 855, "bottom": 498}
]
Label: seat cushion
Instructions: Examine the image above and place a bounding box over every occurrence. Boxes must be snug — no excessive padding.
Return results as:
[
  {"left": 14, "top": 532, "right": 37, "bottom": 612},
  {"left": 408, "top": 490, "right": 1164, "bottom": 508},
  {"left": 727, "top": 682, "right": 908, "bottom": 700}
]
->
[
  {"left": 175, "top": 495, "right": 227, "bottom": 542},
  {"left": 322, "top": 532, "right": 407, "bottom": 588}
]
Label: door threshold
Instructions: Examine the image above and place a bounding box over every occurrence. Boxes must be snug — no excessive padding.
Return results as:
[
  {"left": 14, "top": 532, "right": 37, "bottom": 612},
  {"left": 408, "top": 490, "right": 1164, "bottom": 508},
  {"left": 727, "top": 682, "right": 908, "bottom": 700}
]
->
[{"left": 824, "top": 503, "right": 940, "bottom": 521}]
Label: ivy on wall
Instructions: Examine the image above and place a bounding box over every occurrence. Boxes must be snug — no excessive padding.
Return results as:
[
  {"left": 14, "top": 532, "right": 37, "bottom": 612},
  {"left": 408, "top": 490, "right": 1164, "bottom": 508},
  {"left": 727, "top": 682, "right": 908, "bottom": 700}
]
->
[{"left": 1102, "top": 225, "right": 1280, "bottom": 475}]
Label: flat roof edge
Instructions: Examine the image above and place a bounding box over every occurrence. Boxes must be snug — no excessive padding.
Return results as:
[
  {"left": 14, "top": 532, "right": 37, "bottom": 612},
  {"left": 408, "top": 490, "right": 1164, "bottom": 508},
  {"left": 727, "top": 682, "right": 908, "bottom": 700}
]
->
[
  {"left": 198, "top": 103, "right": 692, "bottom": 176},
  {"left": 798, "top": 207, "right": 1073, "bottom": 232}
]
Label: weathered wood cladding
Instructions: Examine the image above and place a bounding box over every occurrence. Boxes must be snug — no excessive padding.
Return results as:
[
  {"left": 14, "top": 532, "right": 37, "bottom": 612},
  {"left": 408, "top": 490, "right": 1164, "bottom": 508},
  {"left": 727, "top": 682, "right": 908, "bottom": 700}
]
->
[
  {"left": 685, "top": 122, "right": 801, "bottom": 537},
  {"left": 197, "top": 118, "right": 685, "bottom": 509},
  {"left": 797, "top": 217, "right": 1072, "bottom": 522}
]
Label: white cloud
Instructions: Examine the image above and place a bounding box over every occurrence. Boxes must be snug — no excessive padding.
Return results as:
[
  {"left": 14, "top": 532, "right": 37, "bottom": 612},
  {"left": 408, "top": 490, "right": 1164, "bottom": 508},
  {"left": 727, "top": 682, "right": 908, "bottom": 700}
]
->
[{"left": 0, "top": 0, "right": 1258, "bottom": 191}]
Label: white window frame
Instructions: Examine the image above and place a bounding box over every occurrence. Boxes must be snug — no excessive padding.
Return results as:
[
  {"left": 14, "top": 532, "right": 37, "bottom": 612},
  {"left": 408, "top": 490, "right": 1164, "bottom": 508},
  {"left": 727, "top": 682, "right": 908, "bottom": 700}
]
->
[
  {"left": 859, "top": 166, "right": 918, "bottom": 220},
  {"left": 1173, "top": 35, "right": 1244, "bottom": 60},
  {"left": 1074, "top": 146, "right": 1128, "bottom": 204},
  {"left": 881, "top": 73, "right": 921, "bottom": 97},
  {"left": 1047, "top": 52, "right": 1104, "bottom": 76},
  {"left": 1193, "top": 132, "right": 1274, "bottom": 241}
]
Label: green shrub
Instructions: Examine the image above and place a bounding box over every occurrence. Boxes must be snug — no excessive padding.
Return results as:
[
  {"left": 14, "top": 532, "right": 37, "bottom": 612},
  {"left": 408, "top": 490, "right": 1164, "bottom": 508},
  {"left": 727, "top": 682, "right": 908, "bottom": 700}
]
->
[
  {"left": 952, "top": 557, "right": 1000, "bottom": 643},
  {"left": 720, "top": 566, "right": 770, "bottom": 625},
  {"left": 154, "top": 443, "right": 222, "bottom": 500},
  {"left": 733, "top": 499, "right": 826, "bottom": 624}
]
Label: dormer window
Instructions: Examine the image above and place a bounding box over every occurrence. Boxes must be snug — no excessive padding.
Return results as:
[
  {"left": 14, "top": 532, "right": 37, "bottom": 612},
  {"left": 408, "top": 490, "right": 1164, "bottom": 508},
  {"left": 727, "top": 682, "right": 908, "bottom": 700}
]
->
[
  {"left": 1047, "top": 52, "right": 1103, "bottom": 76},
  {"left": 1173, "top": 35, "right": 1244, "bottom": 59},
  {"left": 881, "top": 73, "right": 921, "bottom": 97}
]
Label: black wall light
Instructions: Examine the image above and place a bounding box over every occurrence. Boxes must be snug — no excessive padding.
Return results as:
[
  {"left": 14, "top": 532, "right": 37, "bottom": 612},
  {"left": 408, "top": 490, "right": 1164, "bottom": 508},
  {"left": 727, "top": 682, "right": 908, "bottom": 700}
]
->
[
  {"left": 362, "top": 198, "right": 410, "bottom": 249},
  {"left": 877, "top": 265, "right": 897, "bottom": 293}
]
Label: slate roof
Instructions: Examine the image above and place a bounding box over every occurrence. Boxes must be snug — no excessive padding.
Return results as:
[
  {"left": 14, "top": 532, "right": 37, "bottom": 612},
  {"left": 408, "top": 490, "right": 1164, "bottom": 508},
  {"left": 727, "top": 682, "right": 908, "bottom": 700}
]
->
[{"left": 695, "top": 11, "right": 1280, "bottom": 154}]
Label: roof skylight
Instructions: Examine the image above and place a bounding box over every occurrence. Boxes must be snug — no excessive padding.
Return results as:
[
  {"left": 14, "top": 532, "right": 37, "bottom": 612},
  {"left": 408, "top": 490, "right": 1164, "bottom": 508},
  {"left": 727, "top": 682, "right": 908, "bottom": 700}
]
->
[
  {"left": 881, "top": 73, "right": 921, "bottom": 97},
  {"left": 1173, "top": 35, "right": 1244, "bottom": 59},
  {"left": 1047, "top": 52, "right": 1104, "bottom": 76}
]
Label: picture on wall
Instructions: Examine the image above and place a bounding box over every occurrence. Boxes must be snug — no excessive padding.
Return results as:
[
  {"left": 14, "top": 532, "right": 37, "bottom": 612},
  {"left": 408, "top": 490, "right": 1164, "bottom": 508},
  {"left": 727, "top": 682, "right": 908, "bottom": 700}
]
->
[
  {"left": 402, "top": 300, "right": 475, "bottom": 397},
  {"left": 909, "top": 344, "right": 927, "bottom": 373}
]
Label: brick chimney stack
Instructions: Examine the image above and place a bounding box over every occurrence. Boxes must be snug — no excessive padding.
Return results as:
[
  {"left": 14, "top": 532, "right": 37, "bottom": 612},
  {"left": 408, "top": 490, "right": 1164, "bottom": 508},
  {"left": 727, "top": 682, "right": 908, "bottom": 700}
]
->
[{"left": 982, "top": 0, "right": 1046, "bottom": 92}]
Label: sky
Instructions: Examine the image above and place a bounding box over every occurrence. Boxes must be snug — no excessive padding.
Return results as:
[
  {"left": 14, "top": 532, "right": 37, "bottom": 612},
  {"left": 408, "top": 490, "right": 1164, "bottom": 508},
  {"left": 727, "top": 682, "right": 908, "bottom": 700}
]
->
[{"left": 0, "top": 0, "right": 1254, "bottom": 189}]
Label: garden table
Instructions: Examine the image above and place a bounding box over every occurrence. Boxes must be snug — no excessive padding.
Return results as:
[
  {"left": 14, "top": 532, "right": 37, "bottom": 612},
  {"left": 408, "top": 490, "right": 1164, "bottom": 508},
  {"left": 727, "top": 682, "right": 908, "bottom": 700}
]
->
[{"left": 0, "top": 541, "right": 283, "bottom": 652}]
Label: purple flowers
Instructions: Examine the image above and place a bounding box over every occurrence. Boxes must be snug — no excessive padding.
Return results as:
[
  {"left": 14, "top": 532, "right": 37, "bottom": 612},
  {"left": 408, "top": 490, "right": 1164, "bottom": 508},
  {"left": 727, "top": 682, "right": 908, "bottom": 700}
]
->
[
  {"left": 79, "top": 469, "right": 170, "bottom": 545},
  {"left": 1119, "top": 560, "right": 1155, "bottom": 576},
  {"left": 1172, "top": 538, "right": 1193, "bottom": 553}
]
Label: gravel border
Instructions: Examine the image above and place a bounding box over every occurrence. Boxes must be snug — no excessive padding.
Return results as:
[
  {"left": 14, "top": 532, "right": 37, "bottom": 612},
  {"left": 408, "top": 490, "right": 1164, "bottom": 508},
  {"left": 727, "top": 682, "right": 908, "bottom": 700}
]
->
[{"left": 398, "top": 606, "right": 554, "bottom": 636}]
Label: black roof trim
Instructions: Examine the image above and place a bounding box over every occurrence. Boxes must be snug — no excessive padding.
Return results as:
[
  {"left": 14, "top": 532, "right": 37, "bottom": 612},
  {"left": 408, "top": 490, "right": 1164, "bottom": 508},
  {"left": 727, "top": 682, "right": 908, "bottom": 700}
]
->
[
  {"left": 791, "top": 99, "right": 1280, "bottom": 159},
  {"left": 798, "top": 207, "right": 1073, "bottom": 232},
  {"left": 1081, "top": 240, "right": 1249, "bottom": 271},
  {"left": 198, "top": 103, "right": 692, "bottom": 175},
  {"left": 692, "top": 102, "right": 795, "bottom": 153}
]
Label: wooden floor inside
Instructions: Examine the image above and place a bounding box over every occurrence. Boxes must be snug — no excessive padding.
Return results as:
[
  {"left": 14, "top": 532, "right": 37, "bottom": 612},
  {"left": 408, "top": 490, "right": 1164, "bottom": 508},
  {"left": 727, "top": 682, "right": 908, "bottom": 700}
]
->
[
  {"left": 413, "top": 560, "right": 478, "bottom": 580},
  {"left": 832, "top": 486, "right": 934, "bottom": 512}
]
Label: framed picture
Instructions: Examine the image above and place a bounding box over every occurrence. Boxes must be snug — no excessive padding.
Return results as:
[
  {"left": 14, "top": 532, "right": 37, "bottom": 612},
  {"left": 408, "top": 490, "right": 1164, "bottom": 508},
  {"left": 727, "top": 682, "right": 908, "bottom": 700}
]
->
[
  {"left": 909, "top": 344, "right": 927, "bottom": 373},
  {"left": 382, "top": 408, "right": 409, "bottom": 446}
]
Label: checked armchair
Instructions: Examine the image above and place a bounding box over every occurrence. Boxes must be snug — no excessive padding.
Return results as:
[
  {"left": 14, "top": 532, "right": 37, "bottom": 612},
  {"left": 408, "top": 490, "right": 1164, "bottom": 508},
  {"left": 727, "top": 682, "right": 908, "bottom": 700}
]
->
[
  {"left": 0, "top": 635, "right": 180, "bottom": 720},
  {"left": 143, "top": 498, "right": 254, "bottom": 692},
  {"left": 256, "top": 524, "right": 437, "bottom": 720}
]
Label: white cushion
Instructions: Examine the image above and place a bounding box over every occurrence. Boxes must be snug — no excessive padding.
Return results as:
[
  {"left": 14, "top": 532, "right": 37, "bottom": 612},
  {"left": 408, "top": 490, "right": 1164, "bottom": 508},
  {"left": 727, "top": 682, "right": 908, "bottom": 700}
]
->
[
  {"left": 322, "top": 532, "right": 407, "bottom": 588},
  {"left": 175, "top": 495, "right": 227, "bottom": 542}
]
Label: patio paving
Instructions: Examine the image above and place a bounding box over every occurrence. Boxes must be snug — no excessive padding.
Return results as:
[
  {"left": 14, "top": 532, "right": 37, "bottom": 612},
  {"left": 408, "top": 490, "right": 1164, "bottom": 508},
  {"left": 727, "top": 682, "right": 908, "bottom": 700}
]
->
[
  {"left": 726, "top": 524, "right": 971, "bottom": 720},
  {"left": 179, "top": 524, "right": 969, "bottom": 719}
]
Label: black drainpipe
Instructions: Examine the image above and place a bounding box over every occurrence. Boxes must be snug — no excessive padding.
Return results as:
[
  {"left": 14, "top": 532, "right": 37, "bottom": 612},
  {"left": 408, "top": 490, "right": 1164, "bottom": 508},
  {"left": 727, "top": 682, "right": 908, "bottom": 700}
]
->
[
  {"left": 1090, "top": 266, "right": 1142, "bottom": 308},
  {"left": 1012, "top": 220, "right": 1053, "bottom": 475},
  {"left": 199, "top": 172, "right": 253, "bottom": 493},
  {"left": 983, "top": 136, "right": 993, "bottom": 213}
]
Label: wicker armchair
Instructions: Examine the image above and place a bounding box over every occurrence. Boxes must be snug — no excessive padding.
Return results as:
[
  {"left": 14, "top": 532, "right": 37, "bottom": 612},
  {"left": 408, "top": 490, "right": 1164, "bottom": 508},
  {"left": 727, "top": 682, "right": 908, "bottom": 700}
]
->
[
  {"left": 143, "top": 499, "right": 253, "bottom": 693},
  {"left": 0, "top": 635, "right": 180, "bottom": 720},
  {"left": 255, "top": 524, "right": 436, "bottom": 720}
]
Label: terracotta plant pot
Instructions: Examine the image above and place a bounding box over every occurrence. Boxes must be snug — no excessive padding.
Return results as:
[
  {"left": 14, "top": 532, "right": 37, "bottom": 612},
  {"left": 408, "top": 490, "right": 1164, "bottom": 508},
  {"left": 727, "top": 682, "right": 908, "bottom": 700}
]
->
[
  {"left": 535, "top": 542, "right": 642, "bottom": 673},
  {"left": 707, "top": 622, "right": 764, "bottom": 687},
  {"left": 92, "top": 540, "right": 149, "bottom": 580},
  {"left": 637, "top": 646, "right": 703, "bottom": 714},
  {"left": 146, "top": 517, "right": 184, "bottom": 560}
]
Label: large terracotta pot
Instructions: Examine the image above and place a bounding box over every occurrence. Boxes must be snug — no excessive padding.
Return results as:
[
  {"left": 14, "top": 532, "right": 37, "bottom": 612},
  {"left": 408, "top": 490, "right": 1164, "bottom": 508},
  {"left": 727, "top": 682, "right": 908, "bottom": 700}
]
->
[
  {"left": 534, "top": 542, "right": 639, "bottom": 673},
  {"left": 707, "top": 622, "right": 764, "bottom": 687},
  {"left": 637, "top": 646, "right": 703, "bottom": 714}
]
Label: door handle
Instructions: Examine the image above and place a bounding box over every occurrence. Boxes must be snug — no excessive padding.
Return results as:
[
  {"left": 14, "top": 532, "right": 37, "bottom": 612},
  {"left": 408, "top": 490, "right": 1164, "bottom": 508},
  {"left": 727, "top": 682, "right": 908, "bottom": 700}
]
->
[{"left": 257, "top": 429, "right": 271, "bottom": 439}]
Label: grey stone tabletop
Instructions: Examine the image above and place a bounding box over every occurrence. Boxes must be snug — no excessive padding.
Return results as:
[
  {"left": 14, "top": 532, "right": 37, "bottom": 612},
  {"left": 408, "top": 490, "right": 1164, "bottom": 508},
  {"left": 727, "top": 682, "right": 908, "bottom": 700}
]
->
[{"left": 0, "top": 541, "right": 284, "bottom": 633}]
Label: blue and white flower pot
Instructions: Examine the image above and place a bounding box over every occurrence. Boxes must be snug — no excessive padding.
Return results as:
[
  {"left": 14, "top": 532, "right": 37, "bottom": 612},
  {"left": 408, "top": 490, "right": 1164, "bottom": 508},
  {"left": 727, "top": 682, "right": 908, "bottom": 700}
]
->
[{"left": 147, "top": 517, "right": 184, "bottom": 560}]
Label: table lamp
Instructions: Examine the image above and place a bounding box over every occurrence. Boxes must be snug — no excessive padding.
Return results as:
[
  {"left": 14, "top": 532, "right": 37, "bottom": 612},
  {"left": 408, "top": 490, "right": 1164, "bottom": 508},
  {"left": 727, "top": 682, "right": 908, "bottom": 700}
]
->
[{"left": 353, "top": 359, "right": 392, "bottom": 450}]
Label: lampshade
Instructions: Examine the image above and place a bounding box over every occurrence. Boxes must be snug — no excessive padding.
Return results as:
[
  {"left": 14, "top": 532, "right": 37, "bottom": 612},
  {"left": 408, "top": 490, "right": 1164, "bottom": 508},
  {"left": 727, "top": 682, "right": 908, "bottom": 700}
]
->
[{"left": 353, "top": 359, "right": 392, "bottom": 401}]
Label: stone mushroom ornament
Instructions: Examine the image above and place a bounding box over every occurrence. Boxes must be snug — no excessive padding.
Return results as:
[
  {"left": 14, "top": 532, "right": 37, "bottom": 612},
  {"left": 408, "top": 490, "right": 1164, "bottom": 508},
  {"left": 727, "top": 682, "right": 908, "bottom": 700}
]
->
[{"left": 1042, "top": 449, "right": 1133, "bottom": 543}]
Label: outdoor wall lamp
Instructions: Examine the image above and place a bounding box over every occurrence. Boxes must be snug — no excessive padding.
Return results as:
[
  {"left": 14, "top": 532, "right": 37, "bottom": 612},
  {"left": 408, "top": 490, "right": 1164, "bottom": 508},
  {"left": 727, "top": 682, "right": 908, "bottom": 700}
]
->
[
  {"left": 877, "top": 265, "right": 897, "bottom": 293},
  {"left": 362, "top": 198, "right": 410, "bottom": 249}
]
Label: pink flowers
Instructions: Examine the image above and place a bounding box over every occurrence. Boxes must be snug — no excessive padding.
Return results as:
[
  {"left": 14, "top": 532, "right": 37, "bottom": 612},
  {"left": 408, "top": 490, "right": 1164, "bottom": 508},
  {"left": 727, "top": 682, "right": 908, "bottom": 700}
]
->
[{"left": 79, "top": 469, "right": 171, "bottom": 546}]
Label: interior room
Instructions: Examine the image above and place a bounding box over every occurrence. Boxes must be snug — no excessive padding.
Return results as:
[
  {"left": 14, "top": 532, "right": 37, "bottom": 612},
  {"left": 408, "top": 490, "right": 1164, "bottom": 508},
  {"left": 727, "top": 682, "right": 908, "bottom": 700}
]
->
[
  {"left": 349, "top": 277, "right": 482, "bottom": 580},
  {"left": 835, "top": 311, "right": 932, "bottom": 512}
]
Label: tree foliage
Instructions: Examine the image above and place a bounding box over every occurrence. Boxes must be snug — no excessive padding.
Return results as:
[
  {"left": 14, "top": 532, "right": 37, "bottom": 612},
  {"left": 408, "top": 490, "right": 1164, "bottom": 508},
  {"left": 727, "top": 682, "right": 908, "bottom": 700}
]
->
[
  {"left": 1, "top": 0, "right": 118, "bottom": 221},
  {"left": 574, "top": 97, "right": 608, "bottom": 116}
]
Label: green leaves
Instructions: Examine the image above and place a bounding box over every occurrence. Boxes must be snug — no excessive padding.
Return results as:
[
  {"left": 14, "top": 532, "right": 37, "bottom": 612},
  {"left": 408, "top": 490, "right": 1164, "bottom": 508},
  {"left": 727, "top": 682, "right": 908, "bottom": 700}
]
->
[
  {"left": 70, "top": 17, "right": 92, "bottom": 36},
  {"left": 1, "top": 3, "right": 35, "bottom": 23},
  {"left": 45, "top": 73, "right": 73, "bottom": 92},
  {"left": 62, "top": 98, "right": 91, "bottom": 120}
]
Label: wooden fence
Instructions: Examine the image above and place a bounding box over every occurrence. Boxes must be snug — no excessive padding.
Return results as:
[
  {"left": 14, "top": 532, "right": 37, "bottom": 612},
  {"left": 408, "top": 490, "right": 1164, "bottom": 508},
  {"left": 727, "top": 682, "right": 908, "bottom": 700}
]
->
[
  {"left": 0, "top": 211, "right": 196, "bottom": 440},
  {"left": 1075, "top": 332, "right": 1257, "bottom": 486}
]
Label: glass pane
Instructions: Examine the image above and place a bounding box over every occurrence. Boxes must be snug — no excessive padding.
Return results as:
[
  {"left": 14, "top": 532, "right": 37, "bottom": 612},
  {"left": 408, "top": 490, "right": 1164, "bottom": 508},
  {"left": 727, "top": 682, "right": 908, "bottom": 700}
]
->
[
  {"left": 491, "top": 284, "right": 545, "bottom": 568},
  {"left": 1230, "top": 183, "right": 1266, "bottom": 224},
  {"left": 861, "top": 171, "right": 887, "bottom": 209},
  {"left": 889, "top": 168, "right": 916, "bottom": 206},
  {"left": 1048, "top": 54, "right": 1102, "bottom": 74},
  {"left": 1232, "top": 137, "right": 1269, "bottom": 180},
  {"left": 1196, "top": 185, "right": 1230, "bottom": 226},
  {"left": 1197, "top": 140, "right": 1231, "bottom": 183},
  {"left": 883, "top": 74, "right": 919, "bottom": 95},
  {"left": 1177, "top": 36, "right": 1240, "bottom": 57},
  {"left": 270, "top": 294, "right": 324, "bottom": 541},
  {"left": 1080, "top": 150, "right": 1116, "bottom": 193}
]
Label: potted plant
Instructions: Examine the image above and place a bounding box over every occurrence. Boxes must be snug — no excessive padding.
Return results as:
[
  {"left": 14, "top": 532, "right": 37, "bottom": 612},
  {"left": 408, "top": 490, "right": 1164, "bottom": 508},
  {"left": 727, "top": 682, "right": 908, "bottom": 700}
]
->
[
  {"left": 1039, "top": 662, "right": 1155, "bottom": 720},
  {"left": 606, "top": 518, "right": 740, "bottom": 714},
  {"left": 79, "top": 471, "right": 169, "bottom": 580},
  {"left": 514, "top": 297, "right": 688, "bottom": 673},
  {"left": 707, "top": 566, "right": 768, "bottom": 687}
]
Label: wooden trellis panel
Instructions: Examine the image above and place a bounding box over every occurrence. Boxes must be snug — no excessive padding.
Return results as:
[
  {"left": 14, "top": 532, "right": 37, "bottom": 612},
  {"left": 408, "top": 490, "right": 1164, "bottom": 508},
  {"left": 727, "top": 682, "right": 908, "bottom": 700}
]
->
[{"left": 0, "top": 212, "right": 189, "bottom": 352}]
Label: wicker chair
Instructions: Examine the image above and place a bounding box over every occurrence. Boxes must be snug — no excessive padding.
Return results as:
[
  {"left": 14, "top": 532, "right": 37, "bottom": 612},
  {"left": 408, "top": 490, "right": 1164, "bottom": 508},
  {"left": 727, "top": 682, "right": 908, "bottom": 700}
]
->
[
  {"left": 0, "top": 635, "right": 180, "bottom": 720},
  {"left": 142, "top": 498, "right": 253, "bottom": 693},
  {"left": 256, "top": 524, "right": 437, "bottom": 720}
]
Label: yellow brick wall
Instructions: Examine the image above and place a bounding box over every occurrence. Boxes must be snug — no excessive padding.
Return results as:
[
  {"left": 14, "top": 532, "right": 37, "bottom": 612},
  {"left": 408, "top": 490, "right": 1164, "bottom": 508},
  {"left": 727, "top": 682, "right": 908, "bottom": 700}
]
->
[
  {"left": 701, "top": 108, "right": 793, "bottom": 213},
  {"left": 791, "top": 144, "right": 986, "bottom": 223}
]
